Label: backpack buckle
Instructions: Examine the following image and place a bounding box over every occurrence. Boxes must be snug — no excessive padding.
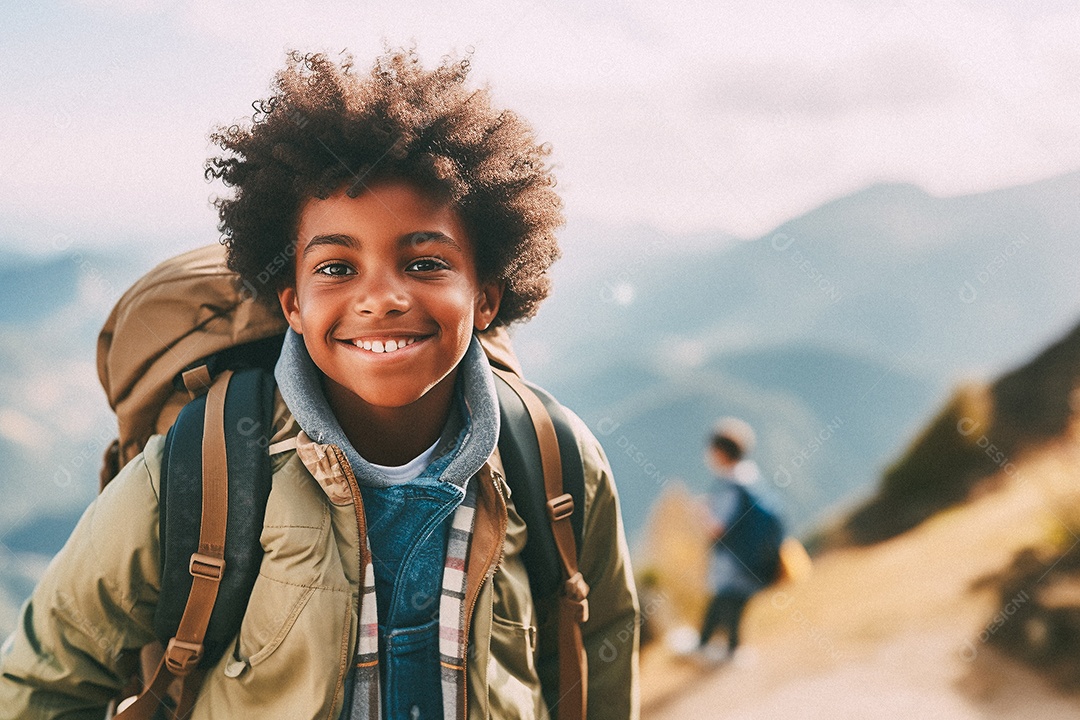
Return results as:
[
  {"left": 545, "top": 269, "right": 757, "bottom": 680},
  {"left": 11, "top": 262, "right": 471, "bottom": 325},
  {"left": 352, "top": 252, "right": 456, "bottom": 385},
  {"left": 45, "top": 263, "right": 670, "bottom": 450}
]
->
[
  {"left": 181, "top": 365, "right": 214, "bottom": 399},
  {"left": 563, "top": 596, "right": 589, "bottom": 623},
  {"left": 546, "top": 493, "right": 575, "bottom": 522},
  {"left": 189, "top": 553, "right": 225, "bottom": 581},
  {"left": 165, "top": 637, "right": 203, "bottom": 675},
  {"left": 562, "top": 572, "right": 590, "bottom": 623}
]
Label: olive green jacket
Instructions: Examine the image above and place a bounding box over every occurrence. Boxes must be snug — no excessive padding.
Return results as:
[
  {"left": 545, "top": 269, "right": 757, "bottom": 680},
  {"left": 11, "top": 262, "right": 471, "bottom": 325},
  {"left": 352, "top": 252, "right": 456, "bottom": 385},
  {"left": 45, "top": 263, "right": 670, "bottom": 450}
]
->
[{"left": 0, "top": 398, "right": 639, "bottom": 719}]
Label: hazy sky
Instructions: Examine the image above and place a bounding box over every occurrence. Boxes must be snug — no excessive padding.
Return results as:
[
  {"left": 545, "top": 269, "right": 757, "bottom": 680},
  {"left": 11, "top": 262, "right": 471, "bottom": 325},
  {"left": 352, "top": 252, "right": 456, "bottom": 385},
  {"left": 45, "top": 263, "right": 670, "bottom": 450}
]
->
[{"left": 2, "top": 0, "right": 1078, "bottom": 254}]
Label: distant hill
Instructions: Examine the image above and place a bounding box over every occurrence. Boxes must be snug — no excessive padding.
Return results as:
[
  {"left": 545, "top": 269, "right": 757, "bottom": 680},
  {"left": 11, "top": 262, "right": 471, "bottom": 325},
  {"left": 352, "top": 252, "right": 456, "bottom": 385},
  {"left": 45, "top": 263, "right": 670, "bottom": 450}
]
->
[
  {"left": 534, "top": 341, "right": 933, "bottom": 540},
  {"left": 0, "top": 248, "right": 153, "bottom": 554},
  {"left": 0, "top": 255, "right": 81, "bottom": 324}
]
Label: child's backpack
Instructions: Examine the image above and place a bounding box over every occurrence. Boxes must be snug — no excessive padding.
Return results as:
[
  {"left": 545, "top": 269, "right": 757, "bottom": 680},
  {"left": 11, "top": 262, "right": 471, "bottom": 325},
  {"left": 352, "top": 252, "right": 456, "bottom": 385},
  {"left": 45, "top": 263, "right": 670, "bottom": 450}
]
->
[
  {"left": 719, "top": 484, "right": 785, "bottom": 586},
  {"left": 97, "top": 245, "right": 591, "bottom": 720}
]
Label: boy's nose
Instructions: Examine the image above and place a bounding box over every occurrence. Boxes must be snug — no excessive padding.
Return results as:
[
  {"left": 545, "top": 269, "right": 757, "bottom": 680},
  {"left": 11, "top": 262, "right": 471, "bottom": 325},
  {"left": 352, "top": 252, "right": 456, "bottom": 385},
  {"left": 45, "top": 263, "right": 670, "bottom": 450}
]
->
[{"left": 353, "top": 274, "right": 409, "bottom": 316}]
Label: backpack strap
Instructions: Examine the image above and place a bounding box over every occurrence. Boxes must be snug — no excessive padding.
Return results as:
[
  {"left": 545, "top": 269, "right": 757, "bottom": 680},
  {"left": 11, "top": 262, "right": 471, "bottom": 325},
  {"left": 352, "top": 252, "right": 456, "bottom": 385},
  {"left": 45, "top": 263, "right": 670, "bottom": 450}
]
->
[
  {"left": 492, "top": 367, "right": 589, "bottom": 720},
  {"left": 728, "top": 483, "right": 753, "bottom": 530},
  {"left": 115, "top": 366, "right": 275, "bottom": 719},
  {"left": 117, "top": 346, "right": 587, "bottom": 717},
  {"left": 153, "top": 367, "right": 275, "bottom": 658},
  {"left": 492, "top": 377, "right": 586, "bottom": 596},
  {"left": 115, "top": 370, "right": 233, "bottom": 720}
]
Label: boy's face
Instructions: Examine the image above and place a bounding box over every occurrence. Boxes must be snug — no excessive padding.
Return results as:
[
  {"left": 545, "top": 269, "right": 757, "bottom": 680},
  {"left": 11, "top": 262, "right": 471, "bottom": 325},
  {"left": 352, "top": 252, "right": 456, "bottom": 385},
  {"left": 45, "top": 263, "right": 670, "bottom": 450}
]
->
[{"left": 278, "top": 179, "right": 502, "bottom": 412}]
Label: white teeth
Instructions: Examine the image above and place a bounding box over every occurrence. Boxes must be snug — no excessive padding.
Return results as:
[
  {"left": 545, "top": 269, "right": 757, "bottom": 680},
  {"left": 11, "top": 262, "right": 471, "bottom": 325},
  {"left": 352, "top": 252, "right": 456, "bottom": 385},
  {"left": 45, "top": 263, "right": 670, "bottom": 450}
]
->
[{"left": 355, "top": 337, "right": 417, "bottom": 353}]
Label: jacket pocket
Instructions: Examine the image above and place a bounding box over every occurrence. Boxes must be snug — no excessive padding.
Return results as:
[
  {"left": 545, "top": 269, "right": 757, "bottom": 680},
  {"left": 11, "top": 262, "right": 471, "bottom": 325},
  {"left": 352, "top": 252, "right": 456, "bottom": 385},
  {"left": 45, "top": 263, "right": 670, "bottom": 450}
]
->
[
  {"left": 227, "top": 507, "right": 332, "bottom": 671},
  {"left": 486, "top": 613, "right": 547, "bottom": 719},
  {"left": 227, "top": 574, "right": 315, "bottom": 672},
  {"left": 212, "top": 577, "right": 348, "bottom": 719}
]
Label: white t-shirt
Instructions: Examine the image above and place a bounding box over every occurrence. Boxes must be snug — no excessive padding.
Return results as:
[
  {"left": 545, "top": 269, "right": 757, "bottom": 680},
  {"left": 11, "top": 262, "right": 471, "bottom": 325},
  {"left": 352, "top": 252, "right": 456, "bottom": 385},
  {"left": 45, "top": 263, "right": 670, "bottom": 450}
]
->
[{"left": 365, "top": 438, "right": 441, "bottom": 484}]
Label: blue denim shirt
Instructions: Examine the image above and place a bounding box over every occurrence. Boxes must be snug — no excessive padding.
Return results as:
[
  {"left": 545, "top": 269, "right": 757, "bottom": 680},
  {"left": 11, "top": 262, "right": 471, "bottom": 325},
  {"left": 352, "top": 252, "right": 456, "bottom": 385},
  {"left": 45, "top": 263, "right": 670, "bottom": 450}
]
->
[{"left": 361, "top": 440, "right": 465, "bottom": 718}]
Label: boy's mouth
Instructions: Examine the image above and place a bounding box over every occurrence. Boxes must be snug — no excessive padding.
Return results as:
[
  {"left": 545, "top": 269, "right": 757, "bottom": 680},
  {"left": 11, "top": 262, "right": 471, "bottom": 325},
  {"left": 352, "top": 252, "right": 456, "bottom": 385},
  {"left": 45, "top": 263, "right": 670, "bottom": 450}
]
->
[{"left": 349, "top": 336, "right": 426, "bottom": 354}]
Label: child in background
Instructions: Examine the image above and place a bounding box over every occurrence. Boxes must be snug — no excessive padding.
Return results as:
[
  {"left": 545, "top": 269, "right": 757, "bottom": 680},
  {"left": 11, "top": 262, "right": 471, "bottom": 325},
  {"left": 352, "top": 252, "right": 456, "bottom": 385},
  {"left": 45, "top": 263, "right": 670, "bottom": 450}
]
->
[{"left": 699, "top": 418, "right": 781, "bottom": 662}]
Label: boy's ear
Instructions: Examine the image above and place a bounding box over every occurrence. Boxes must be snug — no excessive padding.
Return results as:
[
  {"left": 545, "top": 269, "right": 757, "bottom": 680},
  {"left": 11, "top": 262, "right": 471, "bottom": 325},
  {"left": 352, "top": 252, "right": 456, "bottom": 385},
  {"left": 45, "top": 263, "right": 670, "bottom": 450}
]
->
[
  {"left": 473, "top": 281, "right": 504, "bottom": 332},
  {"left": 278, "top": 286, "right": 304, "bottom": 334}
]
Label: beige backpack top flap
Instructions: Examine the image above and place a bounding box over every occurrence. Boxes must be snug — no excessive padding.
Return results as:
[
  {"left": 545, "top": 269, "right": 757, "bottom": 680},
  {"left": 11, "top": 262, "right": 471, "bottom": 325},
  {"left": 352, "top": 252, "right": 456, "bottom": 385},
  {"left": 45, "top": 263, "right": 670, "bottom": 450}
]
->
[{"left": 97, "top": 244, "right": 288, "bottom": 467}]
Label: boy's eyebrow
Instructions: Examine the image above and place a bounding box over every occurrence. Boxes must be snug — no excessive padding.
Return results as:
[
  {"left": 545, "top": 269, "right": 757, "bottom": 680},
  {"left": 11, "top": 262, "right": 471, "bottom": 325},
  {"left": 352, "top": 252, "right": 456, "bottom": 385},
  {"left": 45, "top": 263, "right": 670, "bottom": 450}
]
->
[
  {"left": 303, "top": 233, "right": 360, "bottom": 257},
  {"left": 403, "top": 231, "right": 462, "bottom": 252},
  {"left": 302, "top": 231, "right": 463, "bottom": 257}
]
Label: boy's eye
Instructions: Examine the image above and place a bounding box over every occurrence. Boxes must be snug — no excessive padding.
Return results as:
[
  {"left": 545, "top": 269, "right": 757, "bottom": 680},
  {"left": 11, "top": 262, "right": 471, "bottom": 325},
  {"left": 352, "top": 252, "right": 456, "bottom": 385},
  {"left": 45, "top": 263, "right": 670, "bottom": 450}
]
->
[
  {"left": 315, "top": 262, "right": 355, "bottom": 276},
  {"left": 407, "top": 258, "right": 450, "bottom": 273}
]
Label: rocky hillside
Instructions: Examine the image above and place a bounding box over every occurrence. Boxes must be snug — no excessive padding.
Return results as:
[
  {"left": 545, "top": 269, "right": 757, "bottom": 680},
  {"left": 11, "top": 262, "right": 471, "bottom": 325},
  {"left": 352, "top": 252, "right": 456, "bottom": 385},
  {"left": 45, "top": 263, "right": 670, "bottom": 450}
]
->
[{"left": 842, "top": 317, "right": 1080, "bottom": 545}]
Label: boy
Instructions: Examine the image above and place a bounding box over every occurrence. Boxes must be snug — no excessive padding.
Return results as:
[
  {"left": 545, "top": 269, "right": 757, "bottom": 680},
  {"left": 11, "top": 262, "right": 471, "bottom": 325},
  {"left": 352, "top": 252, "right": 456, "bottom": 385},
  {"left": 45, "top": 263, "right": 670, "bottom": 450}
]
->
[
  {"left": 0, "top": 49, "right": 639, "bottom": 719},
  {"left": 698, "top": 418, "right": 779, "bottom": 662}
]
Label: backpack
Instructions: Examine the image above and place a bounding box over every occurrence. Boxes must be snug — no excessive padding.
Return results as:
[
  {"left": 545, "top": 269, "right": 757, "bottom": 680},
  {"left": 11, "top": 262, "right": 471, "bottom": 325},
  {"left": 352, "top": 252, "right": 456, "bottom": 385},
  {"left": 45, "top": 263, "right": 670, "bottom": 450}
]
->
[
  {"left": 97, "top": 245, "right": 591, "bottom": 720},
  {"left": 718, "top": 483, "right": 784, "bottom": 586}
]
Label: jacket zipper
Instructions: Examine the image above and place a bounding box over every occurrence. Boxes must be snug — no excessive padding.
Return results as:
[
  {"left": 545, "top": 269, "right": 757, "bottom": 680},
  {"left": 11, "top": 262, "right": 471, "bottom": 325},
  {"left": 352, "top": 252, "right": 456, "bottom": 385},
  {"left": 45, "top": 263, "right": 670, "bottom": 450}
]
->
[
  {"left": 488, "top": 469, "right": 510, "bottom": 576},
  {"left": 460, "top": 464, "right": 509, "bottom": 719},
  {"left": 330, "top": 445, "right": 369, "bottom": 719}
]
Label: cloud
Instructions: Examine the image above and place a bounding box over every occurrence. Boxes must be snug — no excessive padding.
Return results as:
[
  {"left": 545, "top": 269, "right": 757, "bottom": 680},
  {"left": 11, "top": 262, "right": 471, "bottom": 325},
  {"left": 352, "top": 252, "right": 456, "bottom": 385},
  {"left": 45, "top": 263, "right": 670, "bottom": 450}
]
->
[
  {"left": 0, "top": 408, "right": 50, "bottom": 450},
  {"left": 0, "top": 0, "right": 1078, "bottom": 244},
  {"left": 701, "top": 44, "right": 960, "bottom": 118}
]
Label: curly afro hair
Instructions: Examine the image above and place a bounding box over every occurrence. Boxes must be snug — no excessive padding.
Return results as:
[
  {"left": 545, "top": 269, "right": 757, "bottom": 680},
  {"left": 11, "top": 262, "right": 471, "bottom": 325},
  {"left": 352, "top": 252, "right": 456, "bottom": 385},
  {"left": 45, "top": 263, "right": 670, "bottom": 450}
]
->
[{"left": 205, "top": 48, "right": 564, "bottom": 327}]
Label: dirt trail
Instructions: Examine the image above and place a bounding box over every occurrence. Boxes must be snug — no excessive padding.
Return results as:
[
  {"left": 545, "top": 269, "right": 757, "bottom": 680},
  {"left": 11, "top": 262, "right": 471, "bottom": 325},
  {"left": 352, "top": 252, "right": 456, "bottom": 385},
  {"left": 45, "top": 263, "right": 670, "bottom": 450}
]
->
[{"left": 641, "top": 441, "right": 1080, "bottom": 719}]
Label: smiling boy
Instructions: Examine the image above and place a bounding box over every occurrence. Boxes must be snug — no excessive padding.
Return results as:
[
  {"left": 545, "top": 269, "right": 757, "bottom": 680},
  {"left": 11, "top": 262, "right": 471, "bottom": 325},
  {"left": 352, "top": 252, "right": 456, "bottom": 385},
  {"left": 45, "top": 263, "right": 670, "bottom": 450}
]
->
[
  {"left": 283, "top": 181, "right": 502, "bottom": 467},
  {"left": 0, "top": 49, "right": 639, "bottom": 719}
]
